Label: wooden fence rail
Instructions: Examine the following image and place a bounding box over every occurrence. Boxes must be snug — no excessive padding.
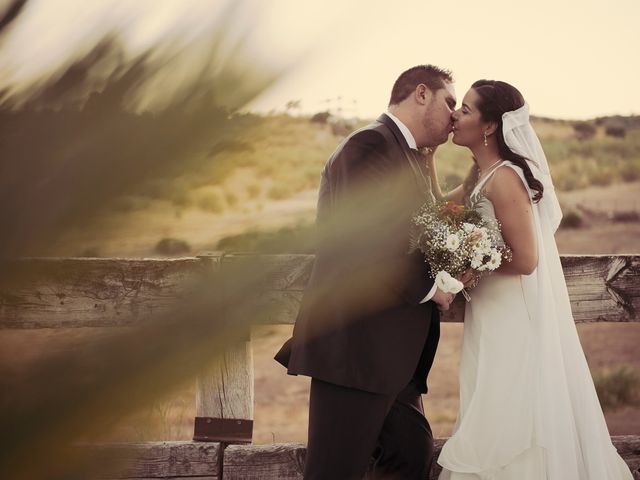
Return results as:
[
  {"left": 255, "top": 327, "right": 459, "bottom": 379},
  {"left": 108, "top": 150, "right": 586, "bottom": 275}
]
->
[{"left": 1, "top": 254, "right": 639, "bottom": 479}]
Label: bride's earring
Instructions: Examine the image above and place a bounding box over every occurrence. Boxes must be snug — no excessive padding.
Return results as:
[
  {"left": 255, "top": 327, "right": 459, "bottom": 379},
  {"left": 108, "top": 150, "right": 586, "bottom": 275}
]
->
[{"left": 483, "top": 132, "right": 488, "bottom": 147}]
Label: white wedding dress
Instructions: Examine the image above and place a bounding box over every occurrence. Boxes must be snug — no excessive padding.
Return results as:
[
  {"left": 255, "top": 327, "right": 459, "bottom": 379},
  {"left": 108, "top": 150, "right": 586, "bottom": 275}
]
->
[{"left": 437, "top": 106, "right": 633, "bottom": 480}]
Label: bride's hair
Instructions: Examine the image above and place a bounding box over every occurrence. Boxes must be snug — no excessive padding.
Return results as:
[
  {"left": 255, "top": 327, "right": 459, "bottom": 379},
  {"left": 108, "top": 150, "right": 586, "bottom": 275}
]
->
[{"left": 462, "top": 80, "right": 544, "bottom": 203}]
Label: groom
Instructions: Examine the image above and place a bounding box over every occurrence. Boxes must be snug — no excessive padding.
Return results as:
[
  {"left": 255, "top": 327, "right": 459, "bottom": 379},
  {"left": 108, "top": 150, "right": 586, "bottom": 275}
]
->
[{"left": 275, "top": 65, "right": 457, "bottom": 479}]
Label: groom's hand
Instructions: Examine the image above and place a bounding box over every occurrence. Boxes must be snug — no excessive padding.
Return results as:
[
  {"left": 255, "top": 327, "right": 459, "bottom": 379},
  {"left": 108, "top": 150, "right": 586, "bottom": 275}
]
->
[{"left": 432, "top": 287, "right": 454, "bottom": 311}]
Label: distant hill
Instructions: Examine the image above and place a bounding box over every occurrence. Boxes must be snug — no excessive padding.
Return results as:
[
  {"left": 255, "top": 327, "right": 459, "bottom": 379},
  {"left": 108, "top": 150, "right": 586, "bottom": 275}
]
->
[{"left": 2, "top": 105, "right": 638, "bottom": 257}]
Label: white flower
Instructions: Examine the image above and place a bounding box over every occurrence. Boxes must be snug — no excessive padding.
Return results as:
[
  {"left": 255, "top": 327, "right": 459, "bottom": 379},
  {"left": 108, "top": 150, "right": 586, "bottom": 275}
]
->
[
  {"left": 446, "top": 234, "right": 461, "bottom": 251},
  {"left": 479, "top": 239, "right": 492, "bottom": 255},
  {"left": 462, "top": 222, "right": 475, "bottom": 234},
  {"left": 470, "top": 239, "right": 491, "bottom": 256},
  {"left": 486, "top": 250, "right": 502, "bottom": 271},
  {"left": 435, "top": 271, "right": 464, "bottom": 294},
  {"left": 471, "top": 255, "right": 484, "bottom": 270}
]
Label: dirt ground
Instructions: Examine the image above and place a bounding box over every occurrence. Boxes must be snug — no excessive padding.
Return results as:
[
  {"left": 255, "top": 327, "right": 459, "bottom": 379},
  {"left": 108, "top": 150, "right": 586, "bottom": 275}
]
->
[
  {"left": 2, "top": 321, "right": 636, "bottom": 444},
  {"left": 252, "top": 321, "right": 640, "bottom": 443}
]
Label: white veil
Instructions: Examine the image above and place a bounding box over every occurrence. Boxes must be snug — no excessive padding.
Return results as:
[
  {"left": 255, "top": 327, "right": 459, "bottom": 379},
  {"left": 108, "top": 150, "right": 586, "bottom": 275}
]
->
[
  {"left": 500, "top": 105, "right": 632, "bottom": 479},
  {"left": 502, "top": 103, "right": 563, "bottom": 231}
]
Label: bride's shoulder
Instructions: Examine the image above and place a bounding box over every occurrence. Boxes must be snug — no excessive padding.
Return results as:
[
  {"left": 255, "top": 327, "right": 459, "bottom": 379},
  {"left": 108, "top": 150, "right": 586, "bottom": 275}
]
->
[{"left": 485, "top": 164, "right": 530, "bottom": 202}]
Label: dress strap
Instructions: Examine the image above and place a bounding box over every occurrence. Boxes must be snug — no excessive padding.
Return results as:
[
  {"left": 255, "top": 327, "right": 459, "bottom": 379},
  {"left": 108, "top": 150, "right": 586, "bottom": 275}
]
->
[{"left": 471, "top": 161, "right": 506, "bottom": 198}]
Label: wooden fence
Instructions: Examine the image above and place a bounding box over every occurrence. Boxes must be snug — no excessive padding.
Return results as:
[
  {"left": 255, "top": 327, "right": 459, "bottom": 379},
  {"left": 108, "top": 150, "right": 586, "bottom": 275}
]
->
[{"left": 1, "top": 254, "right": 639, "bottom": 479}]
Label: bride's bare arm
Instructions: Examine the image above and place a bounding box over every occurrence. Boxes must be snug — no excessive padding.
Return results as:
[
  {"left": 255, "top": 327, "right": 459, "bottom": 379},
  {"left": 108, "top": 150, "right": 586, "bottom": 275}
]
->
[
  {"left": 422, "top": 149, "right": 464, "bottom": 203},
  {"left": 445, "top": 185, "right": 464, "bottom": 204},
  {"left": 484, "top": 167, "right": 537, "bottom": 275}
]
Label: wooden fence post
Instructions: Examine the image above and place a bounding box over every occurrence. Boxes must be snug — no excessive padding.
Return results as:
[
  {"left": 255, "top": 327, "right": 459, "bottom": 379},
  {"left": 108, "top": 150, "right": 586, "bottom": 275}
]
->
[
  {"left": 193, "top": 253, "right": 254, "bottom": 444},
  {"left": 193, "top": 335, "right": 254, "bottom": 444}
]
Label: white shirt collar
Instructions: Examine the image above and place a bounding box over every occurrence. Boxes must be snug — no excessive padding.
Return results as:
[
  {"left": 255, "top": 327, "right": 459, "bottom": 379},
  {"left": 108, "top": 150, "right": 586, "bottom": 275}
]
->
[{"left": 385, "top": 111, "right": 417, "bottom": 149}]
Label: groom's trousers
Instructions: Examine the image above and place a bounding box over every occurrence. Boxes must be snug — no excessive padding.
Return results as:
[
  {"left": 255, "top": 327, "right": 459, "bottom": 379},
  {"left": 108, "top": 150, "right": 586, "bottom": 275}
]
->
[{"left": 303, "top": 377, "right": 433, "bottom": 480}]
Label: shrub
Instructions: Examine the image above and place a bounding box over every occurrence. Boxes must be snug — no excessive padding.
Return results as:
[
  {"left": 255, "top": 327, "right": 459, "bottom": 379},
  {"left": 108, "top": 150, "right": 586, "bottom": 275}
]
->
[
  {"left": 605, "top": 125, "right": 626, "bottom": 138},
  {"left": 560, "top": 210, "right": 583, "bottom": 228},
  {"left": 593, "top": 366, "right": 640, "bottom": 411},
  {"left": 216, "top": 223, "right": 316, "bottom": 253},
  {"left": 621, "top": 164, "right": 640, "bottom": 182},
  {"left": 573, "top": 121, "right": 596, "bottom": 140},
  {"left": 310, "top": 112, "right": 331, "bottom": 124},
  {"left": 216, "top": 230, "right": 261, "bottom": 252},
  {"left": 609, "top": 211, "right": 640, "bottom": 223},
  {"left": 198, "top": 192, "right": 224, "bottom": 213},
  {"left": 154, "top": 238, "right": 191, "bottom": 255}
]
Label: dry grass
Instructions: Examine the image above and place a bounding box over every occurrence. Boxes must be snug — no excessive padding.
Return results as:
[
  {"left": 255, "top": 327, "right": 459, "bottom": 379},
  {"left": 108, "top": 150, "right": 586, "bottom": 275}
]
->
[{"left": 3, "top": 114, "right": 639, "bottom": 446}]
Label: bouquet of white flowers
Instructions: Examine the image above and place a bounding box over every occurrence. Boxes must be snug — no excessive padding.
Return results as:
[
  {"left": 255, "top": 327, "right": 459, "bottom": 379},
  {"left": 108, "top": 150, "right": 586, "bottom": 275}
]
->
[{"left": 409, "top": 200, "right": 512, "bottom": 301}]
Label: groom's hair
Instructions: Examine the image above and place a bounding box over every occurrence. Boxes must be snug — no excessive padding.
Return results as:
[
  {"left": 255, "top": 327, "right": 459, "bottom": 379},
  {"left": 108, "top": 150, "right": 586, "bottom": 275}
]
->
[{"left": 389, "top": 65, "right": 453, "bottom": 105}]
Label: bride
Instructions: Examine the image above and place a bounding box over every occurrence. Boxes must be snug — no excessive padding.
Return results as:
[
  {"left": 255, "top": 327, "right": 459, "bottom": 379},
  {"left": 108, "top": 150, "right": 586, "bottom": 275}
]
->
[{"left": 432, "top": 80, "right": 633, "bottom": 479}]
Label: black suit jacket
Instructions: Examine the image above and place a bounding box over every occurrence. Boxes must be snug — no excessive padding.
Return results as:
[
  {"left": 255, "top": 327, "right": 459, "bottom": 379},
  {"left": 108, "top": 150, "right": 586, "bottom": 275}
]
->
[{"left": 275, "top": 114, "right": 440, "bottom": 395}]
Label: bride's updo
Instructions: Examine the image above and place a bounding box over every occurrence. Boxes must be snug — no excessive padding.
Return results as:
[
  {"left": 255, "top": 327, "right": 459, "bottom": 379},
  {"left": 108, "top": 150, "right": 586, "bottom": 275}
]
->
[{"left": 463, "top": 80, "right": 544, "bottom": 203}]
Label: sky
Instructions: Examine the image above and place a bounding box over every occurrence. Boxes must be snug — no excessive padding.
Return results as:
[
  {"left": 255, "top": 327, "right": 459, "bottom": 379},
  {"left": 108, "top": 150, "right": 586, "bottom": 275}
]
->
[{"left": 0, "top": 0, "right": 638, "bottom": 120}]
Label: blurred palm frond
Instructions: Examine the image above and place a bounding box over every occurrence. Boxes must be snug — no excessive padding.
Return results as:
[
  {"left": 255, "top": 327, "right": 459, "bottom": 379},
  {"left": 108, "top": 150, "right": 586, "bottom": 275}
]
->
[
  {"left": 0, "top": 1, "right": 283, "bottom": 259},
  {"left": 0, "top": 258, "right": 277, "bottom": 479},
  {"left": 0, "top": 2, "right": 292, "bottom": 478}
]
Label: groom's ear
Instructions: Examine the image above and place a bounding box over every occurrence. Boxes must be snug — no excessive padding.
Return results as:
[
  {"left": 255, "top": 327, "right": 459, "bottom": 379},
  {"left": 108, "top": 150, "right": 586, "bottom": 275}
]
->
[{"left": 414, "top": 84, "right": 432, "bottom": 105}]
